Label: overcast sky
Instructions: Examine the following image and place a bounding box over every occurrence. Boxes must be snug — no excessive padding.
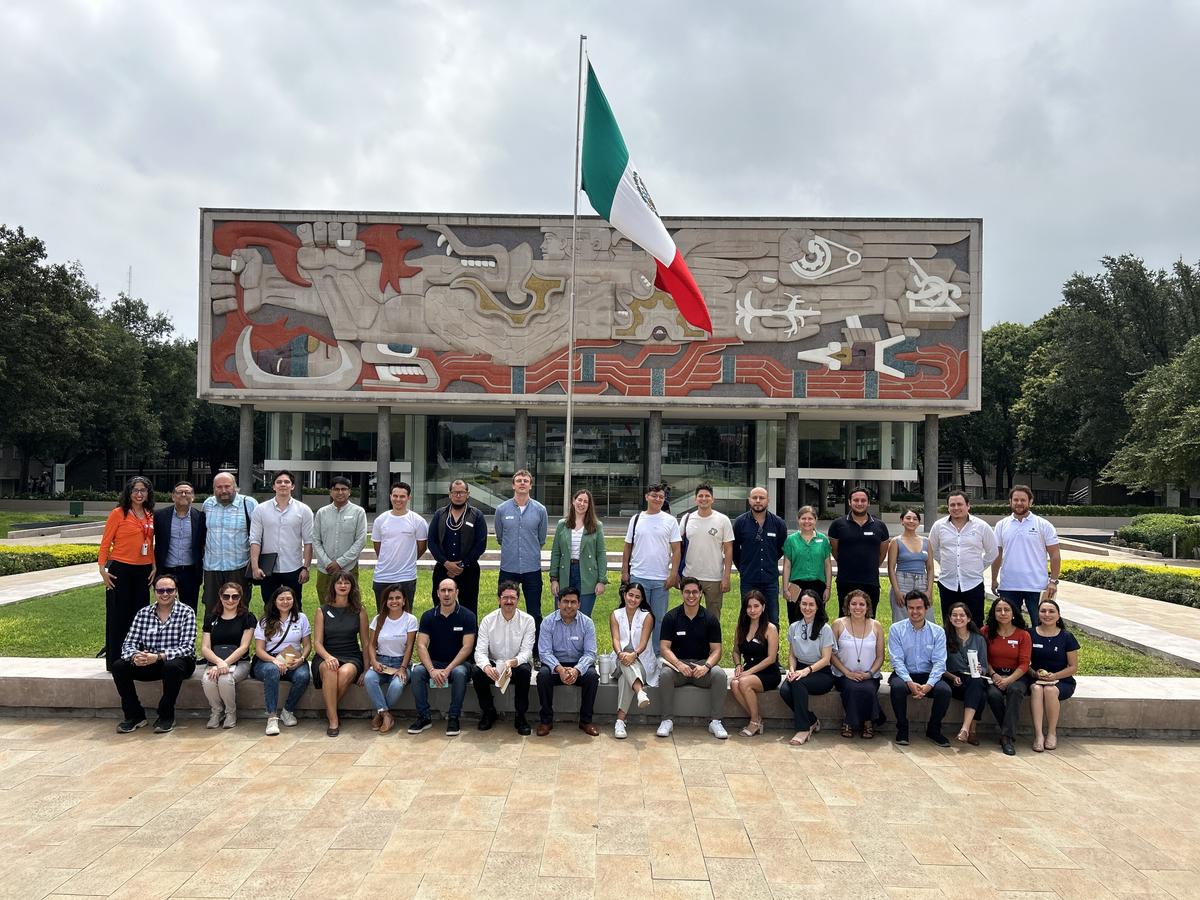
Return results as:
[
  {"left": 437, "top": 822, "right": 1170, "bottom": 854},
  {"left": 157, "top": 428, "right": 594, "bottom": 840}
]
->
[{"left": 2, "top": 1, "right": 1198, "bottom": 337}]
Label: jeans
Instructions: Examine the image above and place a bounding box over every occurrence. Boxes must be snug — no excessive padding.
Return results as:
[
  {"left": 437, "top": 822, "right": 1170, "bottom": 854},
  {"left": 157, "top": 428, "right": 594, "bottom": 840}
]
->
[
  {"left": 111, "top": 655, "right": 196, "bottom": 722},
  {"left": 500, "top": 569, "right": 545, "bottom": 639},
  {"left": 252, "top": 659, "right": 311, "bottom": 714},
  {"left": 741, "top": 580, "right": 780, "bottom": 628},
  {"left": 410, "top": 662, "right": 471, "bottom": 719},
  {"left": 641, "top": 579, "right": 669, "bottom": 652},
  {"left": 892, "top": 571, "right": 929, "bottom": 624},
  {"left": 567, "top": 560, "right": 597, "bottom": 618},
  {"left": 364, "top": 654, "right": 408, "bottom": 711},
  {"left": 999, "top": 590, "right": 1044, "bottom": 625}
]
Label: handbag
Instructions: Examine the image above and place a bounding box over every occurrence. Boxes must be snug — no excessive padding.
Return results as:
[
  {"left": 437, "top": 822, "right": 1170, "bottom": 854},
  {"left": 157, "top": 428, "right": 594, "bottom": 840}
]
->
[
  {"left": 211, "top": 644, "right": 240, "bottom": 660},
  {"left": 246, "top": 552, "right": 278, "bottom": 584}
]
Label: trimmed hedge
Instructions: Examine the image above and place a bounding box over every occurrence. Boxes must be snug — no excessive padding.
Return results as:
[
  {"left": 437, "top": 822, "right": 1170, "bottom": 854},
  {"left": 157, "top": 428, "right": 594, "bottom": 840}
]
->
[
  {"left": 0, "top": 545, "right": 100, "bottom": 577},
  {"left": 883, "top": 503, "right": 1195, "bottom": 517},
  {"left": 1114, "top": 514, "right": 1200, "bottom": 558},
  {"left": 1060, "top": 563, "right": 1200, "bottom": 609}
]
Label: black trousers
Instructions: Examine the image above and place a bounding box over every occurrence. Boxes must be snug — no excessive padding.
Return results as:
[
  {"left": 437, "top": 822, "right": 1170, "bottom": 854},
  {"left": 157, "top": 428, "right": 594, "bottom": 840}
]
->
[
  {"left": 948, "top": 676, "right": 988, "bottom": 714},
  {"left": 262, "top": 568, "right": 304, "bottom": 612},
  {"left": 472, "top": 662, "right": 531, "bottom": 720},
  {"left": 104, "top": 561, "right": 153, "bottom": 671},
  {"left": 987, "top": 678, "right": 1029, "bottom": 739},
  {"left": 111, "top": 655, "right": 197, "bottom": 721},
  {"left": 888, "top": 672, "right": 951, "bottom": 736},
  {"left": 937, "top": 582, "right": 986, "bottom": 628},
  {"left": 537, "top": 665, "right": 599, "bottom": 725},
  {"left": 778, "top": 668, "right": 835, "bottom": 731},
  {"left": 432, "top": 562, "right": 481, "bottom": 615},
  {"left": 836, "top": 580, "right": 880, "bottom": 616},
  {"left": 159, "top": 566, "right": 201, "bottom": 613}
]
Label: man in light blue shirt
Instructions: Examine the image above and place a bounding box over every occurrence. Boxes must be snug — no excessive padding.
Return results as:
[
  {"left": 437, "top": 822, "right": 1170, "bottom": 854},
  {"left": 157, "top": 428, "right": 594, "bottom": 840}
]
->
[
  {"left": 535, "top": 588, "right": 599, "bottom": 736},
  {"left": 202, "top": 472, "right": 258, "bottom": 614},
  {"left": 887, "top": 589, "right": 951, "bottom": 747},
  {"left": 494, "top": 469, "right": 549, "bottom": 643}
]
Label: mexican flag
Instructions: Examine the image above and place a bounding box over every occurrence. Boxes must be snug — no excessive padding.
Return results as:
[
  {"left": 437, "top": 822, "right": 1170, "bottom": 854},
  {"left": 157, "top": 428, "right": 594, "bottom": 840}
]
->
[{"left": 581, "top": 63, "right": 713, "bottom": 334}]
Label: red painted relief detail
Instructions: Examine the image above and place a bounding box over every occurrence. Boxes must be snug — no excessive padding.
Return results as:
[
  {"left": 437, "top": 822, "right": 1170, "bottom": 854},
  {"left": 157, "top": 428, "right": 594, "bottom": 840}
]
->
[
  {"left": 731, "top": 356, "right": 794, "bottom": 398},
  {"left": 212, "top": 222, "right": 309, "bottom": 287},
  {"left": 524, "top": 340, "right": 738, "bottom": 397},
  {"left": 424, "top": 350, "right": 512, "bottom": 393},
  {"left": 807, "top": 371, "right": 867, "bottom": 399},
  {"left": 356, "top": 224, "right": 423, "bottom": 294},
  {"left": 878, "top": 344, "right": 968, "bottom": 399}
]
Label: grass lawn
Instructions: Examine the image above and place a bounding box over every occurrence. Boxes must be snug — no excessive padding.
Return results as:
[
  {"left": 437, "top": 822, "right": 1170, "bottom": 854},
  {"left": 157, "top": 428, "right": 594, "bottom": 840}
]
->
[
  {"left": 542, "top": 534, "right": 626, "bottom": 552},
  {"left": 0, "top": 570, "right": 1192, "bottom": 677},
  {"left": 0, "top": 512, "right": 102, "bottom": 539}
]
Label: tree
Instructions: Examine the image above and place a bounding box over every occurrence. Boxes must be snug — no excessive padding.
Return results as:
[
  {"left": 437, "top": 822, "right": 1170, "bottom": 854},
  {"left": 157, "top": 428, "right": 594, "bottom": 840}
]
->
[{"left": 1104, "top": 334, "right": 1200, "bottom": 490}]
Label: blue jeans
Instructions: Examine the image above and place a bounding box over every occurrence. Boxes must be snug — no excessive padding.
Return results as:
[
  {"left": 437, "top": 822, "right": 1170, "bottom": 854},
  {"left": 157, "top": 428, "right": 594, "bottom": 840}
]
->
[
  {"left": 252, "top": 658, "right": 311, "bottom": 714},
  {"left": 568, "top": 560, "right": 597, "bottom": 617},
  {"left": 364, "top": 654, "right": 407, "bottom": 711},
  {"left": 999, "top": 590, "right": 1044, "bottom": 625},
  {"left": 409, "top": 662, "right": 471, "bottom": 719},
  {"left": 742, "top": 580, "right": 780, "bottom": 628},
  {"left": 639, "top": 579, "right": 669, "bottom": 653}
]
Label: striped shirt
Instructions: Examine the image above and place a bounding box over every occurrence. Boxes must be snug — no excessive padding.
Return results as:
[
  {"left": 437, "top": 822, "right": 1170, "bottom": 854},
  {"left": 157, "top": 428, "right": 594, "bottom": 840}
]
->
[{"left": 202, "top": 494, "right": 258, "bottom": 572}]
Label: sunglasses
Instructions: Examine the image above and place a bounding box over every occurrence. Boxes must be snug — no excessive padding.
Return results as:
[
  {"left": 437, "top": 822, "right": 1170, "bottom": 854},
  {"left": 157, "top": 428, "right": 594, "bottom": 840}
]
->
[
  {"left": 221, "top": 593, "right": 240, "bottom": 600},
  {"left": 154, "top": 587, "right": 176, "bottom": 595}
]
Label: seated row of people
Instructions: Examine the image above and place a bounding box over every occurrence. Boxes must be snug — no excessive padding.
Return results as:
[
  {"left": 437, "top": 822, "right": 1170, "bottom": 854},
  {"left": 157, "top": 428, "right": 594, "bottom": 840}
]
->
[{"left": 112, "top": 574, "right": 1077, "bottom": 754}]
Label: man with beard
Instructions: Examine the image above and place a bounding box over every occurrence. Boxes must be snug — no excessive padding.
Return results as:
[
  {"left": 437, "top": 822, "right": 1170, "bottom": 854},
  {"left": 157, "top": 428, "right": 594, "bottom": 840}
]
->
[
  {"left": 828, "top": 486, "right": 890, "bottom": 616},
  {"left": 427, "top": 479, "right": 488, "bottom": 615},
  {"left": 201, "top": 472, "right": 258, "bottom": 617},
  {"left": 731, "top": 486, "right": 787, "bottom": 626}
]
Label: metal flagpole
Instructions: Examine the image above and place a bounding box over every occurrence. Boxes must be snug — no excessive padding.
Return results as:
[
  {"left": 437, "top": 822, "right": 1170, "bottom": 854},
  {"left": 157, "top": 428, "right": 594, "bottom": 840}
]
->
[{"left": 563, "top": 34, "right": 586, "bottom": 516}]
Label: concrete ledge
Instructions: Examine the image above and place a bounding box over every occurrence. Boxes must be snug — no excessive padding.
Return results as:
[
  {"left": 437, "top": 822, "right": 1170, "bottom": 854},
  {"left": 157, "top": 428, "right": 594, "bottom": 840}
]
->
[{"left": 1, "top": 658, "right": 1197, "bottom": 736}]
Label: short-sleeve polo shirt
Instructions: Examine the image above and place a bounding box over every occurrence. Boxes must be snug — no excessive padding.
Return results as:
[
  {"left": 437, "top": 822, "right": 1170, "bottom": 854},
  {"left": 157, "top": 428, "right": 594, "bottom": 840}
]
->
[
  {"left": 828, "top": 515, "right": 890, "bottom": 583},
  {"left": 419, "top": 603, "right": 478, "bottom": 666},
  {"left": 661, "top": 605, "right": 722, "bottom": 660}
]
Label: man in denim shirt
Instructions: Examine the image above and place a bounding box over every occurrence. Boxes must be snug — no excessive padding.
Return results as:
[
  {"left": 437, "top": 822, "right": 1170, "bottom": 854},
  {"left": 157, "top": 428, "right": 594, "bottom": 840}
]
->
[{"left": 494, "top": 469, "right": 549, "bottom": 643}]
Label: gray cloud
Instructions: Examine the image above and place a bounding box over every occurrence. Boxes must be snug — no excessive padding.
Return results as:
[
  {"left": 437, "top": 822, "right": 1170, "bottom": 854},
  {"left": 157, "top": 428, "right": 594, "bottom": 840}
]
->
[{"left": 1, "top": 0, "right": 1197, "bottom": 335}]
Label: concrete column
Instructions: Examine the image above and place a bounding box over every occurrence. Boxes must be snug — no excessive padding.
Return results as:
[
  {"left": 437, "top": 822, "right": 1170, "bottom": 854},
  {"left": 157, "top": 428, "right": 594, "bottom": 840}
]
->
[
  {"left": 514, "top": 408, "right": 528, "bottom": 473},
  {"left": 376, "top": 406, "right": 391, "bottom": 515},
  {"left": 238, "top": 404, "right": 254, "bottom": 493},
  {"left": 879, "top": 421, "right": 893, "bottom": 507},
  {"left": 407, "top": 414, "right": 427, "bottom": 513},
  {"left": 647, "top": 411, "right": 663, "bottom": 486},
  {"left": 784, "top": 412, "right": 799, "bottom": 528},
  {"left": 923, "top": 413, "right": 939, "bottom": 529}
]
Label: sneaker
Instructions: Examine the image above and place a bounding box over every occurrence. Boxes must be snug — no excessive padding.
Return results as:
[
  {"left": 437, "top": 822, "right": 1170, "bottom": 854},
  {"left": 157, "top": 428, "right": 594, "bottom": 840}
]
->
[
  {"left": 117, "top": 718, "right": 147, "bottom": 734},
  {"left": 656, "top": 719, "right": 674, "bottom": 738},
  {"left": 222, "top": 712, "right": 237, "bottom": 729},
  {"left": 895, "top": 727, "right": 910, "bottom": 746},
  {"left": 446, "top": 717, "right": 461, "bottom": 737},
  {"left": 614, "top": 720, "right": 628, "bottom": 740},
  {"left": 279, "top": 709, "right": 298, "bottom": 727},
  {"left": 708, "top": 720, "right": 729, "bottom": 740},
  {"left": 926, "top": 731, "right": 950, "bottom": 748},
  {"left": 408, "top": 717, "right": 433, "bottom": 734},
  {"left": 636, "top": 689, "right": 651, "bottom": 709},
  {"left": 206, "top": 711, "right": 223, "bottom": 729},
  {"left": 153, "top": 718, "right": 175, "bottom": 734},
  {"left": 265, "top": 717, "right": 281, "bottom": 736}
]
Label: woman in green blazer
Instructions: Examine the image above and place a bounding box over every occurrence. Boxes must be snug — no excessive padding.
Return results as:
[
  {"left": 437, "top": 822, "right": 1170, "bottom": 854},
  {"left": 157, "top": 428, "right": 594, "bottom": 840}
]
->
[{"left": 550, "top": 488, "right": 608, "bottom": 617}]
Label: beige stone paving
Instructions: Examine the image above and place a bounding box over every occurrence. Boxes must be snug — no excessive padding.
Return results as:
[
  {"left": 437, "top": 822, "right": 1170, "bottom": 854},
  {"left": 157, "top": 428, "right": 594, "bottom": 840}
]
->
[{"left": 2, "top": 716, "right": 1200, "bottom": 899}]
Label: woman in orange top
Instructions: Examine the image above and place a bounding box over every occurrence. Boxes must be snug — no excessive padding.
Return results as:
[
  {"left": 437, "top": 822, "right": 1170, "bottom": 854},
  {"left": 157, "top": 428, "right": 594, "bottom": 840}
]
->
[
  {"left": 98, "top": 476, "right": 157, "bottom": 671},
  {"left": 982, "top": 596, "right": 1031, "bottom": 756}
]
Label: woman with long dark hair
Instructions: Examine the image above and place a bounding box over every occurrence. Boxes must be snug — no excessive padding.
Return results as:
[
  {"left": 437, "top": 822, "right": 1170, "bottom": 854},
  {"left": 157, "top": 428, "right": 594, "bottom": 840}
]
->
[
  {"left": 550, "top": 488, "right": 608, "bottom": 617},
  {"left": 830, "top": 589, "right": 885, "bottom": 738},
  {"left": 983, "top": 596, "right": 1031, "bottom": 755},
  {"left": 98, "top": 476, "right": 156, "bottom": 670},
  {"left": 200, "top": 581, "right": 256, "bottom": 728},
  {"left": 364, "top": 584, "right": 419, "bottom": 735},
  {"left": 779, "top": 589, "right": 835, "bottom": 745},
  {"left": 730, "top": 590, "right": 781, "bottom": 736},
  {"left": 941, "top": 601, "right": 989, "bottom": 745},
  {"left": 252, "top": 585, "right": 311, "bottom": 735},
  {"left": 608, "top": 582, "right": 658, "bottom": 739},
  {"left": 314, "top": 571, "right": 369, "bottom": 736},
  {"left": 1027, "top": 598, "right": 1079, "bottom": 752}
]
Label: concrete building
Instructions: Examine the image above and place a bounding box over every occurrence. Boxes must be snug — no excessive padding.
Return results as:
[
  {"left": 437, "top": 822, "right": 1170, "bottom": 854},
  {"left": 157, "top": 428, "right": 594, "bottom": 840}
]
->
[{"left": 198, "top": 210, "right": 981, "bottom": 522}]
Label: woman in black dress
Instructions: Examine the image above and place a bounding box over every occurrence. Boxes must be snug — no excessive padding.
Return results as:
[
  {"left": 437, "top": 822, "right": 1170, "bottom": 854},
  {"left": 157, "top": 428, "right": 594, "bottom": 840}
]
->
[
  {"left": 729, "top": 590, "right": 781, "bottom": 736},
  {"left": 314, "top": 571, "right": 369, "bottom": 736}
]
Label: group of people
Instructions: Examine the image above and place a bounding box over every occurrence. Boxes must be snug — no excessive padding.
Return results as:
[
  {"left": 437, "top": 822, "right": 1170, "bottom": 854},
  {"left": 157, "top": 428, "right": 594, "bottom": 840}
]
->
[{"left": 98, "top": 470, "right": 1072, "bottom": 752}]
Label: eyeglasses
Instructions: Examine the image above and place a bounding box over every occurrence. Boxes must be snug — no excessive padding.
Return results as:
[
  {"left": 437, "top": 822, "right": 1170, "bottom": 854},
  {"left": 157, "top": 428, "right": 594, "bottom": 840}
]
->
[
  {"left": 220, "top": 593, "right": 240, "bottom": 600},
  {"left": 154, "top": 587, "right": 176, "bottom": 595},
  {"left": 132, "top": 487, "right": 149, "bottom": 494}
]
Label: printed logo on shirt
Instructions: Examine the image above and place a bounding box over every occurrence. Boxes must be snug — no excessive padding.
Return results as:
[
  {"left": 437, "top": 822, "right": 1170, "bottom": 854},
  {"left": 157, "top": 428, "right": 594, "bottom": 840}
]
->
[{"left": 708, "top": 527, "right": 718, "bottom": 537}]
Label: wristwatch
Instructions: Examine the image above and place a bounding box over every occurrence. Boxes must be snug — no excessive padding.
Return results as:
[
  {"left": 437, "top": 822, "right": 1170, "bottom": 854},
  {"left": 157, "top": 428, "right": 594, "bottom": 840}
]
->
[{"left": 1048, "top": 579, "right": 1059, "bottom": 585}]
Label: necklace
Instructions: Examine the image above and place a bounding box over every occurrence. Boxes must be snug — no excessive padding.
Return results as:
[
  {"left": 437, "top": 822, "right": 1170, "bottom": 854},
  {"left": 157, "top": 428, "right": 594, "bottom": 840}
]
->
[
  {"left": 446, "top": 506, "right": 466, "bottom": 531},
  {"left": 847, "top": 619, "right": 869, "bottom": 666}
]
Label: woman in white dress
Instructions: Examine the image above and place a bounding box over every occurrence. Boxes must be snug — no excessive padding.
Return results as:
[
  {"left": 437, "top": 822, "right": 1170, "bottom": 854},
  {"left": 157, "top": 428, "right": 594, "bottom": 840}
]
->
[{"left": 608, "top": 582, "right": 659, "bottom": 739}]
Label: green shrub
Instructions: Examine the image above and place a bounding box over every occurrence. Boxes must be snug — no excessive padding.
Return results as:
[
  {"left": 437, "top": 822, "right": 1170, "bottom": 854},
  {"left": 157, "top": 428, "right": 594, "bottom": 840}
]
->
[
  {"left": 881, "top": 503, "right": 1196, "bottom": 517},
  {"left": 1115, "top": 514, "right": 1200, "bottom": 557},
  {"left": 0, "top": 544, "right": 100, "bottom": 576},
  {"left": 1062, "top": 564, "right": 1200, "bottom": 609}
]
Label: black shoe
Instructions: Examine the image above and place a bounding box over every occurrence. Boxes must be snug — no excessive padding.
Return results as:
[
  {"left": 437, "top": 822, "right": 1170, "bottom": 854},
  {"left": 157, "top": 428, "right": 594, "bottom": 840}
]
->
[
  {"left": 926, "top": 731, "right": 950, "bottom": 748},
  {"left": 408, "top": 717, "right": 433, "bottom": 734},
  {"left": 1001, "top": 738, "right": 1016, "bottom": 756},
  {"left": 153, "top": 718, "right": 175, "bottom": 734},
  {"left": 895, "top": 727, "right": 910, "bottom": 746},
  {"left": 446, "top": 717, "right": 461, "bottom": 737},
  {"left": 478, "top": 709, "right": 498, "bottom": 731},
  {"left": 515, "top": 717, "right": 532, "bottom": 736},
  {"left": 117, "top": 718, "right": 147, "bottom": 734}
]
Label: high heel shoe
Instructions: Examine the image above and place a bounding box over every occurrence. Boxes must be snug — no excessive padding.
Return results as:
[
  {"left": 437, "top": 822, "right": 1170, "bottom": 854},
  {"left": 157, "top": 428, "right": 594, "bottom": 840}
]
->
[{"left": 739, "top": 720, "right": 763, "bottom": 737}]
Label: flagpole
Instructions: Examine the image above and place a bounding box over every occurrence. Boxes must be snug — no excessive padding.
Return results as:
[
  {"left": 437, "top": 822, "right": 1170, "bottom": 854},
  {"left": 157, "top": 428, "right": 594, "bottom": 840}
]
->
[{"left": 564, "top": 33, "right": 586, "bottom": 517}]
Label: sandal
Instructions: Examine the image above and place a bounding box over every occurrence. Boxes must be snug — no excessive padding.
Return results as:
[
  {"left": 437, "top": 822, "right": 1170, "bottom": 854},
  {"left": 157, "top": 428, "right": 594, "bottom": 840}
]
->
[
  {"left": 739, "top": 720, "right": 763, "bottom": 737},
  {"left": 967, "top": 730, "right": 980, "bottom": 746},
  {"left": 1045, "top": 735, "right": 1058, "bottom": 751},
  {"left": 371, "top": 712, "right": 383, "bottom": 731},
  {"left": 789, "top": 730, "right": 811, "bottom": 746},
  {"left": 862, "top": 722, "right": 875, "bottom": 740},
  {"left": 811, "top": 719, "right": 821, "bottom": 735},
  {"left": 957, "top": 728, "right": 969, "bottom": 744},
  {"left": 1033, "top": 738, "right": 1044, "bottom": 752},
  {"left": 841, "top": 723, "right": 854, "bottom": 739}
]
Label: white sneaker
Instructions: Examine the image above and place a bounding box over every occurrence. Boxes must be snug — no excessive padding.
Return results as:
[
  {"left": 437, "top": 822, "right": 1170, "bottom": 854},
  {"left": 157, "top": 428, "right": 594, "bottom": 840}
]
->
[
  {"left": 206, "top": 711, "right": 223, "bottom": 729},
  {"left": 656, "top": 719, "right": 674, "bottom": 738},
  {"left": 279, "top": 709, "right": 298, "bottom": 727},
  {"left": 636, "top": 690, "right": 651, "bottom": 709},
  {"left": 709, "top": 720, "right": 729, "bottom": 740},
  {"left": 614, "top": 720, "right": 627, "bottom": 740},
  {"left": 222, "top": 711, "right": 237, "bottom": 729},
  {"left": 265, "top": 717, "right": 280, "bottom": 736}
]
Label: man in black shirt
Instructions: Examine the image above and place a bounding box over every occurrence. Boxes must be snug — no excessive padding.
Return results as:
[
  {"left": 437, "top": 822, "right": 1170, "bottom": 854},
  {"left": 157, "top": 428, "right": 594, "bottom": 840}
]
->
[
  {"left": 427, "top": 480, "right": 488, "bottom": 615},
  {"left": 408, "top": 578, "right": 477, "bottom": 736},
  {"left": 827, "top": 486, "right": 891, "bottom": 615},
  {"left": 656, "top": 577, "right": 729, "bottom": 740},
  {"left": 731, "top": 486, "right": 787, "bottom": 627}
]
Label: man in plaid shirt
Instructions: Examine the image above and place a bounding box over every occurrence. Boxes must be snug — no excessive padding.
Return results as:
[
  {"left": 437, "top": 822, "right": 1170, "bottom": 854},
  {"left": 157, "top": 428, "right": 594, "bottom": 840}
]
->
[{"left": 110, "top": 572, "right": 197, "bottom": 734}]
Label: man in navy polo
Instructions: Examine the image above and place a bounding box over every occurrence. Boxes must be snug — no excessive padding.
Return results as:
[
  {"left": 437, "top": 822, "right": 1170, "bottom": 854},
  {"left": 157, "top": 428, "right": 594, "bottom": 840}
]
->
[
  {"left": 408, "top": 578, "right": 477, "bottom": 736},
  {"left": 731, "top": 486, "right": 787, "bottom": 626},
  {"left": 828, "top": 486, "right": 891, "bottom": 615}
]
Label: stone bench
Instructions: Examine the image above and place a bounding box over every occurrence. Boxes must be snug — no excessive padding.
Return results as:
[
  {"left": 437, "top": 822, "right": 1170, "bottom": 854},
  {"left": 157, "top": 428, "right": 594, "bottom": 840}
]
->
[{"left": 2, "top": 658, "right": 1198, "bottom": 736}]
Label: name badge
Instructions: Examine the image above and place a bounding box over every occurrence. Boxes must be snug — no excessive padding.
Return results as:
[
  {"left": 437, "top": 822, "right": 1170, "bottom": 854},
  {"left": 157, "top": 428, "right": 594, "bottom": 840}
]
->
[
  {"left": 571, "top": 635, "right": 581, "bottom": 641},
  {"left": 505, "top": 515, "right": 514, "bottom": 520},
  {"left": 1007, "top": 639, "right": 1018, "bottom": 646},
  {"left": 1032, "top": 642, "right": 1044, "bottom": 649},
  {"left": 864, "top": 531, "right": 874, "bottom": 536},
  {"left": 326, "top": 610, "right": 336, "bottom": 618},
  {"left": 767, "top": 532, "right": 777, "bottom": 538},
  {"left": 677, "top": 631, "right": 687, "bottom": 636},
  {"left": 453, "top": 626, "right": 464, "bottom": 632}
]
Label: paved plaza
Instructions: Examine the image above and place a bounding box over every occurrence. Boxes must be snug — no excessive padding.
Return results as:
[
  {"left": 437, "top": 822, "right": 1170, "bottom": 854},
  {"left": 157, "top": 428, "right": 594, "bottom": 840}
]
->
[{"left": 1, "top": 717, "right": 1198, "bottom": 899}]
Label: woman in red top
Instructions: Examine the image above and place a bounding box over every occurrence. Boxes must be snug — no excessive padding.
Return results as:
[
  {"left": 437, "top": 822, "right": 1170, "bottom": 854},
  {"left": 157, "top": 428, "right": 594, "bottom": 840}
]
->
[
  {"left": 98, "top": 476, "right": 156, "bottom": 671},
  {"left": 982, "top": 597, "right": 1031, "bottom": 756}
]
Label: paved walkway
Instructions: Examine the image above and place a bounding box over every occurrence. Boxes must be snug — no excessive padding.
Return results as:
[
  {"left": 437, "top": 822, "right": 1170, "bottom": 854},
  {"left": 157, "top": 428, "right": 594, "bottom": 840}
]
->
[{"left": 0, "top": 716, "right": 1198, "bottom": 899}]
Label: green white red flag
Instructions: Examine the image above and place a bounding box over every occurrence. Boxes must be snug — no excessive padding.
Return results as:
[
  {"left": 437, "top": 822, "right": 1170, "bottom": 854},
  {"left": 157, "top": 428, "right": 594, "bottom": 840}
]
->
[{"left": 580, "top": 62, "right": 713, "bottom": 334}]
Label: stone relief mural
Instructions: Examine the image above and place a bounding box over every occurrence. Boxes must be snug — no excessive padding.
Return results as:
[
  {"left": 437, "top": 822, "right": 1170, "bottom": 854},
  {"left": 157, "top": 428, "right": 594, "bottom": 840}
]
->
[{"left": 201, "top": 213, "right": 978, "bottom": 405}]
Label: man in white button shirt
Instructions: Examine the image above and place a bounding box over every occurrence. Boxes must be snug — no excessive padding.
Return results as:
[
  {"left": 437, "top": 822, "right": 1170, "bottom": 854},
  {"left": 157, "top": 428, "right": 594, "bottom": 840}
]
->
[
  {"left": 928, "top": 491, "right": 998, "bottom": 627},
  {"left": 250, "top": 471, "right": 314, "bottom": 610},
  {"left": 471, "top": 580, "right": 536, "bottom": 735}
]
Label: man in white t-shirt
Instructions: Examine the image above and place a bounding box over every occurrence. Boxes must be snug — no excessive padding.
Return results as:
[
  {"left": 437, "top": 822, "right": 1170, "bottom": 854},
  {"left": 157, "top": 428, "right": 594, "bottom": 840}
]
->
[
  {"left": 991, "top": 484, "right": 1061, "bottom": 623},
  {"left": 371, "top": 481, "right": 429, "bottom": 614},
  {"left": 680, "top": 482, "right": 734, "bottom": 617},
  {"left": 621, "top": 483, "right": 681, "bottom": 652}
]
